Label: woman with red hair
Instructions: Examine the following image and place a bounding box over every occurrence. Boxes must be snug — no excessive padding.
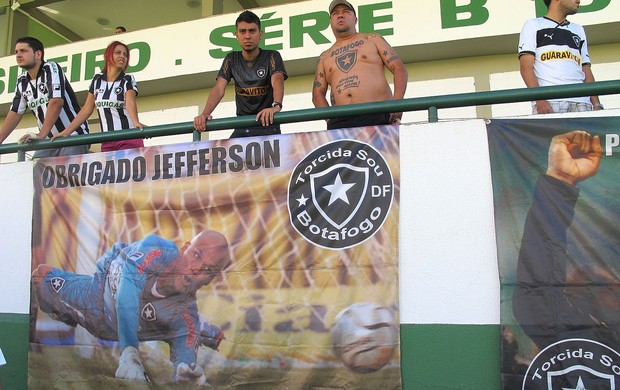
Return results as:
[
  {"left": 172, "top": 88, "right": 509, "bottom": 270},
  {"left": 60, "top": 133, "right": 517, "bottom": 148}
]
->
[{"left": 54, "top": 41, "right": 145, "bottom": 152}]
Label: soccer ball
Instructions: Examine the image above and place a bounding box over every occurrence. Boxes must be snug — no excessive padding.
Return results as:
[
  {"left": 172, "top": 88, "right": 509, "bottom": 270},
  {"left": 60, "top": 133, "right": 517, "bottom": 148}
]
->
[{"left": 330, "top": 302, "right": 398, "bottom": 373}]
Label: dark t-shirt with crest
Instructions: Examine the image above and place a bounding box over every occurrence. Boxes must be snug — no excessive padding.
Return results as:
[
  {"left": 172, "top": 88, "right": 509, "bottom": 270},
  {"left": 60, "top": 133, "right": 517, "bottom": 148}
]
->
[{"left": 217, "top": 49, "right": 287, "bottom": 117}]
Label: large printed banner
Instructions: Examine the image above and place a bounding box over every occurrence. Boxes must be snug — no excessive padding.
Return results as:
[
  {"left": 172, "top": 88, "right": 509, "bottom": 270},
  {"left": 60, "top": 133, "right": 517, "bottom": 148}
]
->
[
  {"left": 27, "top": 126, "right": 401, "bottom": 388},
  {"left": 488, "top": 117, "right": 620, "bottom": 389}
]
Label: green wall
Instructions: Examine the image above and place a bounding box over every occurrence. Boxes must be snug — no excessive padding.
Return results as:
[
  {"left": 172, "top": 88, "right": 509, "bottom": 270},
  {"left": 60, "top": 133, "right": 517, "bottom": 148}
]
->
[
  {"left": 401, "top": 324, "right": 501, "bottom": 389},
  {"left": 0, "top": 313, "right": 29, "bottom": 390},
  {"left": 0, "top": 316, "right": 500, "bottom": 389}
]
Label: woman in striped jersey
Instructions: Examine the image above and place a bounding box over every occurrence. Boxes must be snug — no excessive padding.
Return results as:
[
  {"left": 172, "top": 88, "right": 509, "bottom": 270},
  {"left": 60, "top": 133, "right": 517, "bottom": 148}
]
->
[{"left": 53, "top": 41, "right": 145, "bottom": 152}]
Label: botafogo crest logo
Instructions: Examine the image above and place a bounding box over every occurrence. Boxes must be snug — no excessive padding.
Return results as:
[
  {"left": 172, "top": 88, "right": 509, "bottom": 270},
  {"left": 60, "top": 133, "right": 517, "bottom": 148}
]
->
[
  {"left": 522, "top": 338, "right": 620, "bottom": 390},
  {"left": 288, "top": 139, "right": 393, "bottom": 250}
]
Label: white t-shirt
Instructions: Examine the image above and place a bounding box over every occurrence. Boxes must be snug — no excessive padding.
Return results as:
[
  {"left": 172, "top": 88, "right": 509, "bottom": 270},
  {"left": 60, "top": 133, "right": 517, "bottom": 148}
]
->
[{"left": 518, "top": 16, "right": 591, "bottom": 104}]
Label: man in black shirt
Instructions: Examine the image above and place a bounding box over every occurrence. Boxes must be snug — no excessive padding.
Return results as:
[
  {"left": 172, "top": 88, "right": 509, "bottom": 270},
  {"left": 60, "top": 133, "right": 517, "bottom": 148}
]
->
[{"left": 193, "top": 11, "right": 287, "bottom": 138}]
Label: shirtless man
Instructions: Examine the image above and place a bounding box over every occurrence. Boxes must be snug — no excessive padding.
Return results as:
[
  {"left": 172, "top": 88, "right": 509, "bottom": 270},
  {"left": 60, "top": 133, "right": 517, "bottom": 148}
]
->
[{"left": 312, "top": 0, "right": 408, "bottom": 130}]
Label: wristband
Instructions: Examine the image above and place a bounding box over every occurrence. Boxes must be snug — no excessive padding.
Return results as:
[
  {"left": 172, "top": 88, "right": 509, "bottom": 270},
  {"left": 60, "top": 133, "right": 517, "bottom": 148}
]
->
[
  {"left": 271, "top": 101, "right": 282, "bottom": 109},
  {"left": 593, "top": 103, "right": 604, "bottom": 109}
]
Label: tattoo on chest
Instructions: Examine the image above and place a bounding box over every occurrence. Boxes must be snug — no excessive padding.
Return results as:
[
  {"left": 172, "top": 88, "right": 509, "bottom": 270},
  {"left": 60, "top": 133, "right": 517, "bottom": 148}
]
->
[
  {"left": 331, "top": 40, "right": 365, "bottom": 74},
  {"left": 336, "top": 51, "right": 357, "bottom": 73},
  {"left": 330, "top": 40, "right": 365, "bottom": 57},
  {"left": 335, "top": 75, "right": 360, "bottom": 95}
]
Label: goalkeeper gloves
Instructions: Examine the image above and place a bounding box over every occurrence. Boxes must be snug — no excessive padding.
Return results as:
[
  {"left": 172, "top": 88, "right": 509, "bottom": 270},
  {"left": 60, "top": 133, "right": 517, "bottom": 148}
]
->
[
  {"left": 200, "top": 320, "right": 225, "bottom": 350},
  {"left": 115, "top": 346, "right": 149, "bottom": 381},
  {"left": 176, "top": 362, "right": 206, "bottom": 385}
]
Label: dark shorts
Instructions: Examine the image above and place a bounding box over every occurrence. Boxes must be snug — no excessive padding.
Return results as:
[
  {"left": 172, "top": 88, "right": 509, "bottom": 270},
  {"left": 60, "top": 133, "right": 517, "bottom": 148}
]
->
[
  {"left": 326, "top": 113, "right": 391, "bottom": 130},
  {"left": 230, "top": 125, "right": 281, "bottom": 139}
]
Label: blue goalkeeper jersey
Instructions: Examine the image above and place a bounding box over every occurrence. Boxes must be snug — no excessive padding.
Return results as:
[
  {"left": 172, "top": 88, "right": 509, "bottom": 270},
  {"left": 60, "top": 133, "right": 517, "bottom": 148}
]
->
[{"left": 48, "top": 234, "right": 202, "bottom": 367}]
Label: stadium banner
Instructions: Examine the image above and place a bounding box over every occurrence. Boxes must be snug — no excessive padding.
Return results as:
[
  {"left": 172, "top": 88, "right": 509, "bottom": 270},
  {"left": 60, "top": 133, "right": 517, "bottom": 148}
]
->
[
  {"left": 27, "top": 125, "right": 401, "bottom": 388},
  {"left": 487, "top": 117, "right": 620, "bottom": 389}
]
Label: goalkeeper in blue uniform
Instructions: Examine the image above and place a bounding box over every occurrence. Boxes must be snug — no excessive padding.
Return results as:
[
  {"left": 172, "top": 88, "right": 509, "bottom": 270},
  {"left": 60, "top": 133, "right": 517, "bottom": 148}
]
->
[{"left": 31, "top": 230, "right": 231, "bottom": 384}]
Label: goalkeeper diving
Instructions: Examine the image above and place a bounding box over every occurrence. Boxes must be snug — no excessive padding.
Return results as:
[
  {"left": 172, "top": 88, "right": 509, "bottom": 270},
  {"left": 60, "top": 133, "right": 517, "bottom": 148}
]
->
[{"left": 31, "top": 230, "right": 231, "bottom": 384}]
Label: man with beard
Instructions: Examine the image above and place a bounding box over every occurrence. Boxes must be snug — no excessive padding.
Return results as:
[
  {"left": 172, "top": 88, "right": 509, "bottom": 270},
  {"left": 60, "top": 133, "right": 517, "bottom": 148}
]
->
[{"left": 0, "top": 37, "right": 89, "bottom": 157}]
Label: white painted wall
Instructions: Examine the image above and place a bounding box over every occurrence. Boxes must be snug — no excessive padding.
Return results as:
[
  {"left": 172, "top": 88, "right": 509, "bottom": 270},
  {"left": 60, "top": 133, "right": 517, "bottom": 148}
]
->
[
  {"left": 0, "top": 160, "right": 35, "bottom": 314},
  {"left": 399, "top": 119, "right": 499, "bottom": 325}
]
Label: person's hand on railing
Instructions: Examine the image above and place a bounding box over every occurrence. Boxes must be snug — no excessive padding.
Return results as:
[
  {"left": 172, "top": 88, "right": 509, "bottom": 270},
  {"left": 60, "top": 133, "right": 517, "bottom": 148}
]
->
[
  {"left": 51, "top": 129, "right": 72, "bottom": 142},
  {"left": 18, "top": 132, "right": 40, "bottom": 144},
  {"left": 193, "top": 113, "right": 212, "bottom": 132},
  {"left": 534, "top": 100, "right": 553, "bottom": 114}
]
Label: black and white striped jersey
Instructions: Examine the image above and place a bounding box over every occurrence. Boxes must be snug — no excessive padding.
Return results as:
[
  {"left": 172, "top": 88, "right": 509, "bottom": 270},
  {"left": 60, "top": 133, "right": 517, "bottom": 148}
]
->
[
  {"left": 10, "top": 61, "right": 89, "bottom": 138},
  {"left": 89, "top": 72, "right": 138, "bottom": 132}
]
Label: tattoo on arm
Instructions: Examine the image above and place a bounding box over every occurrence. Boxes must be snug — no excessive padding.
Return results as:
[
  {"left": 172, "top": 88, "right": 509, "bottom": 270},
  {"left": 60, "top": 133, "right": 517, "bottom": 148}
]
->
[
  {"left": 386, "top": 55, "right": 399, "bottom": 64},
  {"left": 314, "top": 71, "right": 326, "bottom": 91}
]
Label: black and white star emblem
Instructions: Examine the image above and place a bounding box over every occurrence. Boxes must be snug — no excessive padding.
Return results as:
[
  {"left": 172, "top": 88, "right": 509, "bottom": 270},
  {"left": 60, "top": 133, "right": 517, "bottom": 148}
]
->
[
  {"left": 141, "top": 302, "right": 157, "bottom": 321},
  {"left": 50, "top": 277, "right": 65, "bottom": 293}
]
